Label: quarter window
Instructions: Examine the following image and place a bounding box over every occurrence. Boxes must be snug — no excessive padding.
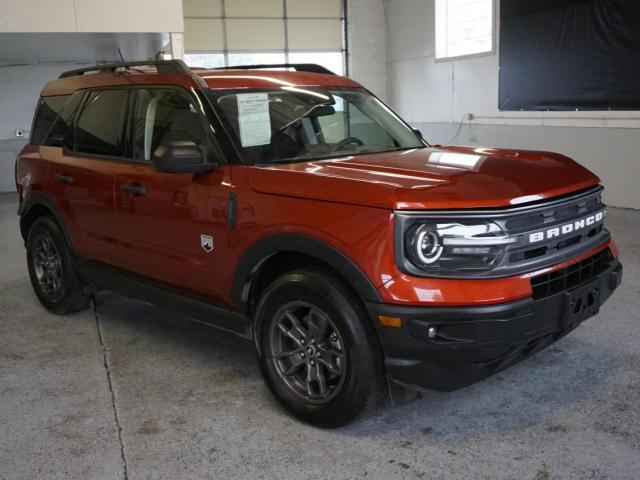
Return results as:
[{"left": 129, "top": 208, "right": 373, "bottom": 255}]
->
[
  {"left": 31, "top": 95, "right": 69, "bottom": 145},
  {"left": 45, "top": 91, "right": 84, "bottom": 148},
  {"left": 75, "top": 90, "right": 130, "bottom": 157}
]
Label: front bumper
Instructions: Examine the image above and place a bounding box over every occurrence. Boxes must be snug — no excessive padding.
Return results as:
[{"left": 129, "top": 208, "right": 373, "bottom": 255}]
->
[{"left": 366, "top": 257, "right": 623, "bottom": 392}]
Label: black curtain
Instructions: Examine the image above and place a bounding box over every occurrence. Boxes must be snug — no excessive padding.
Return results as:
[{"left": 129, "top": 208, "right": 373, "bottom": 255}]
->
[{"left": 499, "top": 0, "right": 640, "bottom": 110}]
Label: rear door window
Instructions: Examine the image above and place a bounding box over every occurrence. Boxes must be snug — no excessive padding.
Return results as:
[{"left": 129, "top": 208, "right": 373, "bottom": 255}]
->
[
  {"left": 75, "top": 90, "right": 130, "bottom": 157},
  {"left": 31, "top": 95, "right": 69, "bottom": 145}
]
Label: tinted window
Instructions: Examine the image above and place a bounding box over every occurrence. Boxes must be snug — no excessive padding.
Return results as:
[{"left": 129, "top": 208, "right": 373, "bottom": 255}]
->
[
  {"left": 31, "top": 95, "right": 69, "bottom": 145},
  {"left": 45, "top": 91, "right": 84, "bottom": 148},
  {"left": 75, "top": 90, "right": 130, "bottom": 157},
  {"left": 132, "top": 88, "right": 218, "bottom": 162},
  {"left": 209, "top": 88, "right": 423, "bottom": 165}
]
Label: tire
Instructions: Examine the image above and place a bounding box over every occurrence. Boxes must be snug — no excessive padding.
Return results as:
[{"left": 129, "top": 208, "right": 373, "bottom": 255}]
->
[
  {"left": 26, "top": 216, "right": 89, "bottom": 314},
  {"left": 254, "top": 268, "right": 384, "bottom": 428}
]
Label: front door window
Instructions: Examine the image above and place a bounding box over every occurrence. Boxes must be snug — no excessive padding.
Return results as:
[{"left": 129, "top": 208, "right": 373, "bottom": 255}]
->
[{"left": 132, "top": 88, "right": 219, "bottom": 163}]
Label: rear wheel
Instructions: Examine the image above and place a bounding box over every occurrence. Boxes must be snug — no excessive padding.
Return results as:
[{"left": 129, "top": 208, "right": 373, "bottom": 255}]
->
[
  {"left": 26, "top": 216, "right": 89, "bottom": 314},
  {"left": 255, "top": 269, "right": 383, "bottom": 428}
]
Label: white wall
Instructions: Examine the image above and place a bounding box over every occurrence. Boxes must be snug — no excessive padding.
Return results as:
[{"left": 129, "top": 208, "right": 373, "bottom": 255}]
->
[
  {"left": 0, "top": 64, "right": 80, "bottom": 142},
  {"left": 0, "top": 0, "right": 183, "bottom": 33},
  {"left": 385, "top": 0, "right": 640, "bottom": 210},
  {"left": 0, "top": 64, "right": 95, "bottom": 192},
  {"left": 0, "top": 0, "right": 184, "bottom": 193},
  {"left": 347, "top": 0, "right": 387, "bottom": 101}
]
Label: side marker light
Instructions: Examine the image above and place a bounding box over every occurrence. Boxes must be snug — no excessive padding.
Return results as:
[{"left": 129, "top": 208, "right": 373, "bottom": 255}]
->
[{"left": 378, "top": 315, "right": 402, "bottom": 328}]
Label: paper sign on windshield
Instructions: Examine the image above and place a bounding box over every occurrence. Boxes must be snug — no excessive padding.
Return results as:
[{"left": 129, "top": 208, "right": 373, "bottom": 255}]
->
[{"left": 237, "top": 93, "right": 271, "bottom": 147}]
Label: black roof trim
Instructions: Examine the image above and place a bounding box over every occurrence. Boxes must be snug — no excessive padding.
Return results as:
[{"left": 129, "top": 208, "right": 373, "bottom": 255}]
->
[{"left": 213, "top": 63, "right": 335, "bottom": 75}]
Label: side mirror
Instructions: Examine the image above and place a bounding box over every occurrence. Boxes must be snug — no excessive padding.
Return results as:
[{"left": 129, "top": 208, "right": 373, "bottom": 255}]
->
[{"left": 151, "top": 141, "right": 218, "bottom": 174}]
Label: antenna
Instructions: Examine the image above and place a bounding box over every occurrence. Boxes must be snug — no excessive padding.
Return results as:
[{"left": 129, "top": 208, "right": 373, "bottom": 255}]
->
[{"left": 117, "top": 48, "right": 125, "bottom": 63}]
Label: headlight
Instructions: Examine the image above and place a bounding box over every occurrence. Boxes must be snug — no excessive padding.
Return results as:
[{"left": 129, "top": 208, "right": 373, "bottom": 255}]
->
[
  {"left": 411, "top": 225, "right": 444, "bottom": 264},
  {"left": 403, "top": 220, "right": 517, "bottom": 275}
]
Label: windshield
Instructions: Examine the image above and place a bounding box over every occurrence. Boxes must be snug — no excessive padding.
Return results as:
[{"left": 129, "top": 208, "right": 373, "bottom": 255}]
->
[{"left": 207, "top": 87, "right": 425, "bottom": 164}]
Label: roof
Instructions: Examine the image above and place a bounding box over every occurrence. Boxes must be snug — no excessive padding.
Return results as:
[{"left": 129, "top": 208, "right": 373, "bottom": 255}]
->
[
  {"left": 40, "top": 62, "right": 360, "bottom": 96},
  {"left": 198, "top": 69, "right": 359, "bottom": 90}
]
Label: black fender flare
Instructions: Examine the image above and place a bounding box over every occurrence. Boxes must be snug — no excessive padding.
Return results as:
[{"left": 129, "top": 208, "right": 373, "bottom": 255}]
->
[
  {"left": 231, "top": 233, "right": 383, "bottom": 312},
  {"left": 19, "top": 191, "right": 75, "bottom": 250}
]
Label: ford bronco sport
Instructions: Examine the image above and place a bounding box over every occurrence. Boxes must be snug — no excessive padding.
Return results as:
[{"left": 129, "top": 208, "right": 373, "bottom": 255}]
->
[{"left": 16, "top": 60, "right": 622, "bottom": 427}]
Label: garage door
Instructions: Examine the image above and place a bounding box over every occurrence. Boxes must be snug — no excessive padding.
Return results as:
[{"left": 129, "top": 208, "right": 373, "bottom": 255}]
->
[{"left": 183, "top": 0, "right": 346, "bottom": 74}]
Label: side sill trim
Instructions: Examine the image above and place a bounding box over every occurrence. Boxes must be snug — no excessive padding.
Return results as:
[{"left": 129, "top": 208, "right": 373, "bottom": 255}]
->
[{"left": 75, "top": 259, "right": 250, "bottom": 339}]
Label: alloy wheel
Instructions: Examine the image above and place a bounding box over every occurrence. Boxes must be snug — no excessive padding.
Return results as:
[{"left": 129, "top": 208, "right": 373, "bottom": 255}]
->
[
  {"left": 268, "top": 301, "right": 347, "bottom": 404},
  {"left": 32, "top": 232, "right": 64, "bottom": 300}
]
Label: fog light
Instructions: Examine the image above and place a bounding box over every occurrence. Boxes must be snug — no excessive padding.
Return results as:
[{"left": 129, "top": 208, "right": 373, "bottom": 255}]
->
[{"left": 428, "top": 326, "right": 438, "bottom": 339}]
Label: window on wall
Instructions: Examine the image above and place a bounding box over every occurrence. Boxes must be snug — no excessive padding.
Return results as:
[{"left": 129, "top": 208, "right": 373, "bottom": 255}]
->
[
  {"left": 183, "top": 53, "right": 225, "bottom": 68},
  {"left": 183, "top": 0, "right": 346, "bottom": 75},
  {"left": 435, "top": 0, "right": 494, "bottom": 60},
  {"left": 227, "top": 52, "right": 286, "bottom": 66}
]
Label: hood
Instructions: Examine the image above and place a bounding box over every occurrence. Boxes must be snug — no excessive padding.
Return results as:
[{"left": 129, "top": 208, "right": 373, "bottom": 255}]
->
[{"left": 248, "top": 146, "right": 601, "bottom": 210}]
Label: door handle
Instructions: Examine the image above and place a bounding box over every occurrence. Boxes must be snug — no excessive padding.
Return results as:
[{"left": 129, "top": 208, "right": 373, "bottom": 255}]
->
[
  {"left": 53, "top": 173, "right": 74, "bottom": 184},
  {"left": 120, "top": 183, "right": 147, "bottom": 196}
]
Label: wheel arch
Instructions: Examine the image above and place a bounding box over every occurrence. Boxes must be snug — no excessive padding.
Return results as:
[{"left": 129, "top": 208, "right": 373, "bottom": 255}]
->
[
  {"left": 19, "top": 192, "right": 74, "bottom": 251},
  {"left": 232, "top": 234, "right": 383, "bottom": 317}
]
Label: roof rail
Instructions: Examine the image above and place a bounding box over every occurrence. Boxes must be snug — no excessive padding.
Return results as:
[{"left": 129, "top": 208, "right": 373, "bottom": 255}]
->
[
  {"left": 58, "top": 60, "right": 191, "bottom": 79},
  {"left": 213, "top": 63, "right": 335, "bottom": 75}
]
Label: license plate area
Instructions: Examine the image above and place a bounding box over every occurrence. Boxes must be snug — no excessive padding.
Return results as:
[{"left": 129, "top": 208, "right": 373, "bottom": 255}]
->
[{"left": 563, "top": 278, "right": 601, "bottom": 325}]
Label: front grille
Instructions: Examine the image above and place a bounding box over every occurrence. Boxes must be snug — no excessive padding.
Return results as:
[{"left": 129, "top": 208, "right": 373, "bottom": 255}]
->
[
  {"left": 508, "top": 223, "right": 605, "bottom": 263},
  {"left": 531, "top": 249, "right": 612, "bottom": 300},
  {"left": 483, "top": 186, "right": 610, "bottom": 277},
  {"left": 395, "top": 185, "right": 611, "bottom": 278},
  {"left": 503, "top": 187, "right": 606, "bottom": 264},
  {"left": 504, "top": 189, "right": 602, "bottom": 232}
]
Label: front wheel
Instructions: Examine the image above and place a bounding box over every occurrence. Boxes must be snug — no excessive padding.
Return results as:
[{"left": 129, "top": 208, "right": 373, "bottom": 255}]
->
[{"left": 255, "top": 269, "right": 383, "bottom": 428}]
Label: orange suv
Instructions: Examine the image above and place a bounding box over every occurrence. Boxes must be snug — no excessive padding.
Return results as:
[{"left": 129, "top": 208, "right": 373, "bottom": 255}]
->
[{"left": 15, "top": 60, "right": 622, "bottom": 427}]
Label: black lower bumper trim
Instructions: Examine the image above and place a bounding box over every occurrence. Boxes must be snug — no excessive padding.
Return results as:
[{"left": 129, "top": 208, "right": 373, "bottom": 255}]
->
[{"left": 367, "top": 259, "right": 622, "bottom": 392}]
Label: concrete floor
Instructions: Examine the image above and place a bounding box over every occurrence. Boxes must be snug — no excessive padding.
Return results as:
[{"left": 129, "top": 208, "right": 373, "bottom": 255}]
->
[{"left": 0, "top": 193, "right": 639, "bottom": 480}]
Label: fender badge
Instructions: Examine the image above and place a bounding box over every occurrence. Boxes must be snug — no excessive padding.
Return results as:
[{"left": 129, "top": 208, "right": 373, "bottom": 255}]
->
[{"left": 201, "top": 234, "right": 214, "bottom": 253}]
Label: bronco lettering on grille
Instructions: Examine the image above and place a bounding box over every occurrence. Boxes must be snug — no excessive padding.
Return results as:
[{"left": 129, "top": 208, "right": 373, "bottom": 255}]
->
[{"left": 528, "top": 210, "right": 605, "bottom": 243}]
